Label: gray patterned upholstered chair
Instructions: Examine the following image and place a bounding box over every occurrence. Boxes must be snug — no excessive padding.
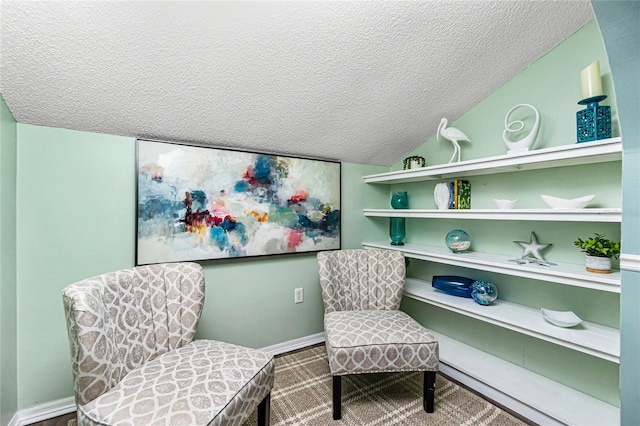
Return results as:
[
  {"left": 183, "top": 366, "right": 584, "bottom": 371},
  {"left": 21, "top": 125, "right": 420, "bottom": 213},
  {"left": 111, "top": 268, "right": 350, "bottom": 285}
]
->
[
  {"left": 317, "top": 249, "right": 439, "bottom": 420},
  {"left": 62, "top": 262, "right": 274, "bottom": 426}
]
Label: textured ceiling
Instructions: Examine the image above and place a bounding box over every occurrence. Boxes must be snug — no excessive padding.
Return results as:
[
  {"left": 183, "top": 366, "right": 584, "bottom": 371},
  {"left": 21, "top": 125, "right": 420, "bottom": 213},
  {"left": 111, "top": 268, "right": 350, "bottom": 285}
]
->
[{"left": 1, "top": 1, "right": 593, "bottom": 166}]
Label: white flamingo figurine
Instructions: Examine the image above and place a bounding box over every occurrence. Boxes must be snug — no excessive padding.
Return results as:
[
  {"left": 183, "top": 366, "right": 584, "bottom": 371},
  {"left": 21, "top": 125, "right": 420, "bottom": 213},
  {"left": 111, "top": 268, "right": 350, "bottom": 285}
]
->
[{"left": 437, "top": 118, "right": 471, "bottom": 163}]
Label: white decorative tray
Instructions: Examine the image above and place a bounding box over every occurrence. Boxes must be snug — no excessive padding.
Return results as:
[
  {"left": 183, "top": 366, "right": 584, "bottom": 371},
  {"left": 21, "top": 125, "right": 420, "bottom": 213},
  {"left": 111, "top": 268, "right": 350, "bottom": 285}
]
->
[
  {"left": 540, "top": 194, "right": 594, "bottom": 209},
  {"left": 541, "top": 308, "right": 582, "bottom": 328}
]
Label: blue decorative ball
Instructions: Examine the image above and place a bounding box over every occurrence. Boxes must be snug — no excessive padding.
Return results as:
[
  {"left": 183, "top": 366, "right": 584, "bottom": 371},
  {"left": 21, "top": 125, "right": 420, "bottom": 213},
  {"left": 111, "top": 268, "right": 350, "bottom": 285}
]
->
[
  {"left": 445, "top": 229, "right": 471, "bottom": 253},
  {"left": 471, "top": 280, "right": 498, "bottom": 305}
]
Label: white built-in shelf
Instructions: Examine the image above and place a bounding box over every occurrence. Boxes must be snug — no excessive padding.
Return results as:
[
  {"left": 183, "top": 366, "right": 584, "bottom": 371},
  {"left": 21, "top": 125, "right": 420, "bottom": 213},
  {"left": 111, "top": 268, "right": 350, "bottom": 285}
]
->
[
  {"left": 403, "top": 278, "right": 620, "bottom": 363},
  {"left": 433, "top": 331, "right": 619, "bottom": 426},
  {"left": 363, "top": 137, "right": 623, "bottom": 421},
  {"left": 363, "top": 137, "right": 622, "bottom": 184},
  {"left": 363, "top": 208, "right": 621, "bottom": 222},
  {"left": 363, "top": 241, "right": 621, "bottom": 293}
]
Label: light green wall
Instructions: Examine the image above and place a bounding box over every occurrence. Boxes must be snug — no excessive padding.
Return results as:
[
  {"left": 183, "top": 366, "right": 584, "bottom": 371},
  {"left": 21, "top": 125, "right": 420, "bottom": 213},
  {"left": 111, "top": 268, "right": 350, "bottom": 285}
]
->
[
  {"left": 16, "top": 125, "right": 135, "bottom": 406},
  {"left": 4, "top": 6, "right": 635, "bottom": 420},
  {"left": 394, "top": 20, "right": 619, "bottom": 170},
  {"left": 14, "top": 123, "right": 384, "bottom": 409},
  {"left": 591, "top": 1, "right": 640, "bottom": 424},
  {"left": 0, "top": 95, "right": 18, "bottom": 424},
  {"left": 389, "top": 20, "right": 622, "bottom": 405}
]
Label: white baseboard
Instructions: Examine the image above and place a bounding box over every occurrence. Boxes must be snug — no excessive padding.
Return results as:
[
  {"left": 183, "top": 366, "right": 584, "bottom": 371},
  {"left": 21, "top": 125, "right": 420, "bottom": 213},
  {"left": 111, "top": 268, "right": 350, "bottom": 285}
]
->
[
  {"left": 9, "top": 396, "right": 76, "bottom": 426},
  {"left": 259, "top": 331, "right": 325, "bottom": 355}
]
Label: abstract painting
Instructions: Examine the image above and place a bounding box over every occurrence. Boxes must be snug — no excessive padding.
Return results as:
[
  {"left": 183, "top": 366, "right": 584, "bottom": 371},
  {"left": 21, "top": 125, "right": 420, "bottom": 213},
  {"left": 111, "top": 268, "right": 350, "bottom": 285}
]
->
[{"left": 136, "top": 140, "right": 341, "bottom": 265}]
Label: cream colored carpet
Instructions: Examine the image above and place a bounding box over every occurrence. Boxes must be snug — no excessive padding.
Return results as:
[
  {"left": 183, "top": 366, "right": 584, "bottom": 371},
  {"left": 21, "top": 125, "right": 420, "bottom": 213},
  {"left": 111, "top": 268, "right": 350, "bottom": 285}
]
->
[{"left": 243, "top": 344, "right": 529, "bottom": 426}]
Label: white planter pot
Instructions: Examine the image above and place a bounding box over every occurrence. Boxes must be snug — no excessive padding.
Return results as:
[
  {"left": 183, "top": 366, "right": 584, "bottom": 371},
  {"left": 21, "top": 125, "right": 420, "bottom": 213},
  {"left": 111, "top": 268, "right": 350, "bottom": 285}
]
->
[{"left": 585, "top": 255, "right": 612, "bottom": 274}]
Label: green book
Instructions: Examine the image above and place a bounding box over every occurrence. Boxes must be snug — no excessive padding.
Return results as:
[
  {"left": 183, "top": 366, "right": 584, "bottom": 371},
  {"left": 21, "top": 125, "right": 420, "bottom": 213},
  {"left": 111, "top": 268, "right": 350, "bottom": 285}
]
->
[{"left": 454, "top": 179, "right": 471, "bottom": 209}]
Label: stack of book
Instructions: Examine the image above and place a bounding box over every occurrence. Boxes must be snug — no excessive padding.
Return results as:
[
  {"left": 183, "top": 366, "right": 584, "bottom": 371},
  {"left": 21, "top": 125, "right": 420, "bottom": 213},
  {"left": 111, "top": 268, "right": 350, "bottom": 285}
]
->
[{"left": 448, "top": 179, "right": 471, "bottom": 209}]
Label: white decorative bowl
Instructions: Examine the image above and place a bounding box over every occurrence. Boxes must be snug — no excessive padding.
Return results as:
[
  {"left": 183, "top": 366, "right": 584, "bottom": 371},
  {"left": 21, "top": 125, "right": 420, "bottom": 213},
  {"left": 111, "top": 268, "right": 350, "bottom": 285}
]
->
[
  {"left": 541, "top": 308, "right": 582, "bottom": 328},
  {"left": 493, "top": 198, "right": 518, "bottom": 209},
  {"left": 540, "top": 194, "right": 595, "bottom": 209}
]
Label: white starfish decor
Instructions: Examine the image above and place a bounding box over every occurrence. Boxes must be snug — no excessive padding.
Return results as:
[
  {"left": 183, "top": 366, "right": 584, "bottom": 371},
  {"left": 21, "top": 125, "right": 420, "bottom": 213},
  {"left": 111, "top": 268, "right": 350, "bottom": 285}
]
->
[{"left": 513, "top": 231, "right": 552, "bottom": 261}]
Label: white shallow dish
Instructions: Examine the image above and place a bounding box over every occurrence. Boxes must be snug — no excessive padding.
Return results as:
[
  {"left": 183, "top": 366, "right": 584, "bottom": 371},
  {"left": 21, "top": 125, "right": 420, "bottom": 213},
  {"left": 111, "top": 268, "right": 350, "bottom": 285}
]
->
[
  {"left": 493, "top": 198, "right": 518, "bottom": 209},
  {"left": 541, "top": 308, "right": 582, "bottom": 328},
  {"left": 540, "top": 194, "right": 595, "bottom": 209}
]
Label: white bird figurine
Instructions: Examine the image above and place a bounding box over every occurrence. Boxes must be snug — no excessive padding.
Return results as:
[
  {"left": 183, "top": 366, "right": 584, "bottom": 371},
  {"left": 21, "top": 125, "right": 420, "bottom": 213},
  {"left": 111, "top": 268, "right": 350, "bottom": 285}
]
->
[{"left": 437, "top": 118, "right": 471, "bottom": 163}]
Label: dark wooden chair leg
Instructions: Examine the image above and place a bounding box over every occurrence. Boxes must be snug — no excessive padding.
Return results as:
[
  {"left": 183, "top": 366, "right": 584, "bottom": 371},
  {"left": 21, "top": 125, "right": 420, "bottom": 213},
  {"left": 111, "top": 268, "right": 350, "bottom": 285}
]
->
[
  {"left": 423, "top": 371, "right": 436, "bottom": 413},
  {"left": 333, "top": 375, "right": 342, "bottom": 420},
  {"left": 258, "top": 393, "right": 271, "bottom": 426}
]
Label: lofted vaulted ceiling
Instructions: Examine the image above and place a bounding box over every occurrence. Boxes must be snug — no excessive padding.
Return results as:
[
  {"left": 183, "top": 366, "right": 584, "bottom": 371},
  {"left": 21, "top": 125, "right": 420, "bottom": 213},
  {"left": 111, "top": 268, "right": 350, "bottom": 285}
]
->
[{"left": 0, "top": 1, "right": 594, "bottom": 165}]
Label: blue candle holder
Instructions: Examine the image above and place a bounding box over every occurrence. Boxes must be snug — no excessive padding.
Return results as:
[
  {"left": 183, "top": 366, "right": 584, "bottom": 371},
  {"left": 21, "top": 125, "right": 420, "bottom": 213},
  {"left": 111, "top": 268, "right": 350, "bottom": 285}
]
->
[{"left": 576, "top": 95, "right": 611, "bottom": 143}]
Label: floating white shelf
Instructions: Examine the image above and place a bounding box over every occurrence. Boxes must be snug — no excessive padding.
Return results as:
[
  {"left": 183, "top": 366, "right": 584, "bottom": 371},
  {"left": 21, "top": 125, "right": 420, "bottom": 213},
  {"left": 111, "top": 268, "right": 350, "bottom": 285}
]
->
[
  {"left": 363, "top": 137, "right": 622, "bottom": 184},
  {"left": 363, "top": 208, "right": 622, "bottom": 223},
  {"left": 403, "top": 278, "right": 620, "bottom": 363},
  {"left": 362, "top": 241, "right": 621, "bottom": 293},
  {"left": 364, "top": 137, "right": 623, "bottom": 417},
  {"left": 433, "top": 331, "right": 619, "bottom": 426}
]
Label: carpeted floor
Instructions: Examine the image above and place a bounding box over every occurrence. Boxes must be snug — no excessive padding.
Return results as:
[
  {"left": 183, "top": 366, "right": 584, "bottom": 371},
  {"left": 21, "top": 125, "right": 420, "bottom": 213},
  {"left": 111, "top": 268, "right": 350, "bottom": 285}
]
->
[
  {"left": 37, "top": 344, "right": 531, "bottom": 426},
  {"left": 242, "top": 344, "right": 530, "bottom": 426}
]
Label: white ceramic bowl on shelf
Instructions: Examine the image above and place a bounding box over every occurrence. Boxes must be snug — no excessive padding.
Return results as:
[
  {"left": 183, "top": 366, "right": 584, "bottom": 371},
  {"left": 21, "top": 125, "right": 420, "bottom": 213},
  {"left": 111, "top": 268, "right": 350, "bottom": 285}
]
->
[
  {"left": 541, "top": 308, "right": 582, "bottom": 328},
  {"left": 540, "top": 194, "right": 595, "bottom": 209},
  {"left": 493, "top": 198, "right": 518, "bottom": 209}
]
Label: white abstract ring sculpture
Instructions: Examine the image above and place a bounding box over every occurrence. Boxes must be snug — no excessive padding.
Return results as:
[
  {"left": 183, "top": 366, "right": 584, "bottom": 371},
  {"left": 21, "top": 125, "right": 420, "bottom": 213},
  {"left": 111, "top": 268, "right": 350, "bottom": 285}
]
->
[{"left": 503, "top": 104, "right": 540, "bottom": 154}]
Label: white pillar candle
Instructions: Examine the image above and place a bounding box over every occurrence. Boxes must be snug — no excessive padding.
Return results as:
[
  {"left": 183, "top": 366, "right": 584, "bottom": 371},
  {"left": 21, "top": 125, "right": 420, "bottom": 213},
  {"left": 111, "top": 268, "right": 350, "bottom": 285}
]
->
[{"left": 580, "top": 60, "right": 603, "bottom": 99}]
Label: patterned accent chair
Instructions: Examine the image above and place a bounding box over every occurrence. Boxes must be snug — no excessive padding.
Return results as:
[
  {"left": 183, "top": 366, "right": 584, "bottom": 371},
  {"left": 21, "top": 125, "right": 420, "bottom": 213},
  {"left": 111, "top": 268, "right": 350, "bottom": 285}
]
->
[
  {"left": 317, "top": 249, "right": 439, "bottom": 420},
  {"left": 62, "top": 262, "right": 274, "bottom": 426}
]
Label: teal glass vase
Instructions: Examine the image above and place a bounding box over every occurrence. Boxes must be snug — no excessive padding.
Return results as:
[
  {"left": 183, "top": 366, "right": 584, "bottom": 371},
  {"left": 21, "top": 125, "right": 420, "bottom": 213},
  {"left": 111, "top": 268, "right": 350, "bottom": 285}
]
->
[
  {"left": 390, "top": 191, "right": 408, "bottom": 245},
  {"left": 391, "top": 191, "right": 409, "bottom": 209},
  {"left": 390, "top": 217, "right": 406, "bottom": 246}
]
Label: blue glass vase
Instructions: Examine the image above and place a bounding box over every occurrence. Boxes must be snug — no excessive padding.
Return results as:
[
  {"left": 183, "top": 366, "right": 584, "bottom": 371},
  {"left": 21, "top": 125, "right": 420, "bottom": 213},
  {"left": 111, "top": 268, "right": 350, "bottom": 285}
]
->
[
  {"left": 432, "top": 276, "right": 474, "bottom": 298},
  {"left": 390, "top": 218, "right": 406, "bottom": 246},
  {"left": 471, "top": 280, "right": 498, "bottom": 305}
]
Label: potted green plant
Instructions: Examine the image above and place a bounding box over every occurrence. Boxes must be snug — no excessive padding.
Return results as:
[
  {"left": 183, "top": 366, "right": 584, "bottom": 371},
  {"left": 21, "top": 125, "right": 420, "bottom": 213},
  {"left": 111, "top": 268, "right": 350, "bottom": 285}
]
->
[
  {"left": 402, "top": 155, "right": 426, "bottom": 170},
  {"left": 573, "top": 233, "right": 620, "bottom": 274}
]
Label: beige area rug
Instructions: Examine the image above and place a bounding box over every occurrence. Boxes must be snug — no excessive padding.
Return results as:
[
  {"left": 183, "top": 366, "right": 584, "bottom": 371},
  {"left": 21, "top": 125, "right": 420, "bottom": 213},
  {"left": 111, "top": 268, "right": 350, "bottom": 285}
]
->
[
  {"left": 243, "top": 344, "right": 529, "bottom": 426},
  {"left": 62, "top": 344, "right": 528, "bottom": 426}
]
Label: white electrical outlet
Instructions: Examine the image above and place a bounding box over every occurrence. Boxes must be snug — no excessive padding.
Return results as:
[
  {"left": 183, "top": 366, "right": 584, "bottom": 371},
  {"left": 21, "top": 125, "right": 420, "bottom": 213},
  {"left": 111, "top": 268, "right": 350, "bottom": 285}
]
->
[{"left": 294, "top": 288, "right": 304, "bottom": 304}]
